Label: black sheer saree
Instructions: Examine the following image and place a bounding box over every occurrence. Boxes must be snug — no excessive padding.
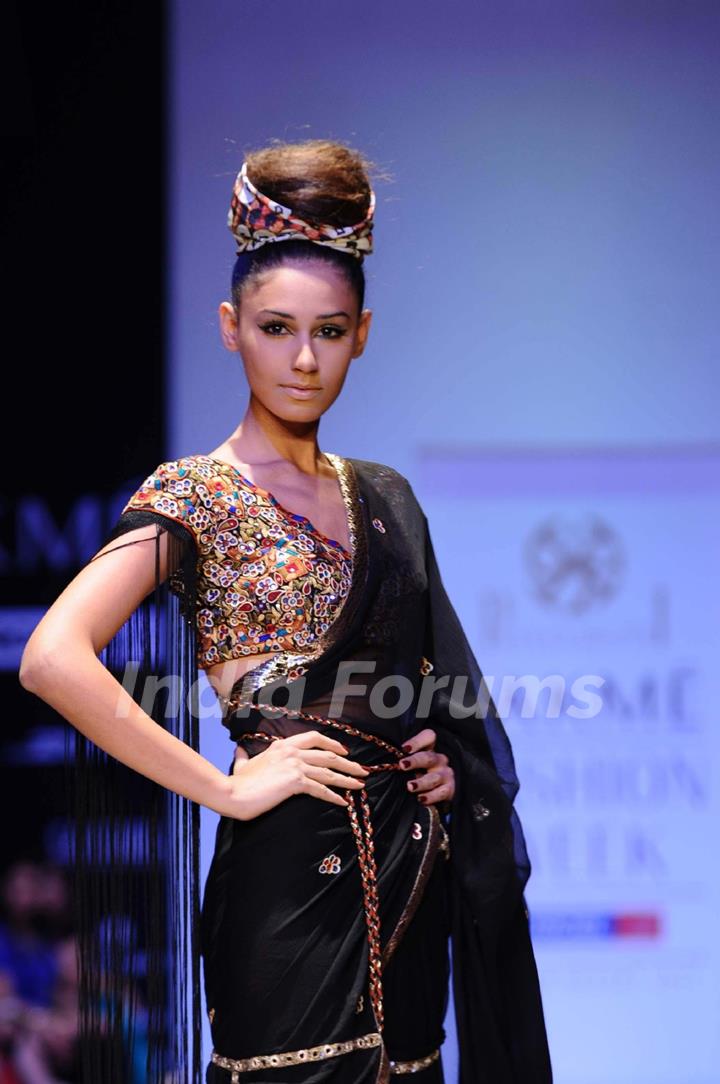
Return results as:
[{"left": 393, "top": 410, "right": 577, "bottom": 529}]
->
[{"left": 67, "top": 455, "right": 553, "bottom": 1083}]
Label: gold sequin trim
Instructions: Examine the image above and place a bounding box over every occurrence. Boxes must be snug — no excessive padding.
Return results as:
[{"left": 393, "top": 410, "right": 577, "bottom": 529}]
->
[
  {"left": 210, "top": 1036, "right": 441, "bottom": 1078},
  {"left": 390, "top": 1047, "right": 441, "bottom": 1074},
  {"left": 211, "top": 1031, "right": 382, "bottom": 1076},
  {"left": 438, "top": 822, "right": 450, "bottom": 859},
  {"left": 382, "top": 806, "right": 442, "bottom": 969}
]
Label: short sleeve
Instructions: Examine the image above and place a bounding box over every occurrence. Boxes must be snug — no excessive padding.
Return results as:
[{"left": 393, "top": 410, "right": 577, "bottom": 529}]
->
[
  {"left": 119, "top": 458, "right": 216, "bottom": 554},
  {"left": 89, "top": 458, "right": 215, "bottom": 626}
]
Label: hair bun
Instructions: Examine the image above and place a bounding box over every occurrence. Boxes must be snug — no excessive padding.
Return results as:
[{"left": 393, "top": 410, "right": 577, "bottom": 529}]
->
[
  {"left": 244, "top": 139, "right": 376, "bottom": 223},
  {"left": 229, "top": 158, "right": 375, "bottom": 259}
]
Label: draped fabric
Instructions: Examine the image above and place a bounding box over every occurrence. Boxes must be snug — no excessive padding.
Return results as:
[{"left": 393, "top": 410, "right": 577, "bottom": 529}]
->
[{"left": 64, "top": 455, "right": 553, "bottom": 1083}]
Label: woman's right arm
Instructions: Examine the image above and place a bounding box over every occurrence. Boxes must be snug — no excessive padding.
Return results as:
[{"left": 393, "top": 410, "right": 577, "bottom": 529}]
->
[{"left": 18, "top": 527, "right": 368, "bottom": 818}]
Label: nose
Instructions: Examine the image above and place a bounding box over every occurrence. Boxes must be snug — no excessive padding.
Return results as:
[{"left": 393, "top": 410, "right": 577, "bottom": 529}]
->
[{"left": 292, "top": 338, "right": 319, "bottom": 372}]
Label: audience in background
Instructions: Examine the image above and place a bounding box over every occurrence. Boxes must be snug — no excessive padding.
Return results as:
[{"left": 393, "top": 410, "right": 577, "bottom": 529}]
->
[{"left": 0, "top": 861, "right": 79, "bottom": 1084}]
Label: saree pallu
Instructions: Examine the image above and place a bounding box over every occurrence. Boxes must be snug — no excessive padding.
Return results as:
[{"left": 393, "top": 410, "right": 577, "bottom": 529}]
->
[
  {"left": 201, "top": 683, "right": 452, "bottom": 1083},
  {"left": 68, "top": 455, "right": 554, "bottom": 1083}
]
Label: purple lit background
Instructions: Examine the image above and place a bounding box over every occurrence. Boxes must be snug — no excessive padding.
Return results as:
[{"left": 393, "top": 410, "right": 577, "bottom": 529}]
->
[{"left": 169, "top": 3, "right": 720, "bottom": 1081}]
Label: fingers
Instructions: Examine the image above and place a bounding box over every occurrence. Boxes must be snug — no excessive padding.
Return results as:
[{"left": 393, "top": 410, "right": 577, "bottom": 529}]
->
[
  {"left": 305, "top": 763, "right": 368, "bottom": 790},
  {"left": 302, "top": 748, "right": 369, "bottom": 780},
  {"left": 242, "top": 728, "right": 454, "bottom": 813},
  {"left": 408, "top": 767, "right": 452, "bottom": 793},
  {"left": 404, "top": 758, "right": 456, "bottom": 805},
  {"left": 414, "top": 781, "right": 454, "bottom": 806},
  {"left": 272, "top": 730, "right": 371, "bottom": 789},
  {"left": 400, "top": 749, "right": 448, "bottom": 772},
  {"left": 283, "top": 744, "right": 370, "bottom": 794},
  {"left": 286, "top": 730, "right": 350, "bottom": 756},
  {"left": 401, "top": 728, "right": 437, "bottom": 754},
  {"left": 303, "top": 778, "right": 354, "bottom": 809}
]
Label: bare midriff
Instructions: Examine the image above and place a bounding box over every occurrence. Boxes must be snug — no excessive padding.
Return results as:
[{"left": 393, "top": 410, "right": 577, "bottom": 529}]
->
[
  {"left": 204, "top": 653, "right": 287, "bottom": 765},
  {"left": 204, "top": 653, "right": 285, "bottom": 702}
]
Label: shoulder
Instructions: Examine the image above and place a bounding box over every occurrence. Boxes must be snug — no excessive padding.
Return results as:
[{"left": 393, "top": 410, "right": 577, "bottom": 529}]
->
[
  {"left": 121, "top": 455, "right": 219, "bottom": 531},
  {"left": 345, "top": 456, "right": 425, "bottom": 518},
  {"left": 346, "top": 457, "right": 418, "bottom": 498},
  {"left": 128, "top": 454, "right": 223, "bottom": 495},
  {"left": 345, "top": 456, "right": 410, "bottom": 490}
]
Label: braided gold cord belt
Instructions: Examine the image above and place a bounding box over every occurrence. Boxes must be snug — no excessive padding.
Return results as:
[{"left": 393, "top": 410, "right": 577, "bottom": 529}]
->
[{"left": 225, "top": 695, "right": 409, "bottom": 1036}]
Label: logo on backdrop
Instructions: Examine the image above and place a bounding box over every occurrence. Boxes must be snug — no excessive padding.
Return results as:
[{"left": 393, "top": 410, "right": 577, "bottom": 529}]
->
[{"left": 524, "top": 514, "right": 625, "bottom": 614}]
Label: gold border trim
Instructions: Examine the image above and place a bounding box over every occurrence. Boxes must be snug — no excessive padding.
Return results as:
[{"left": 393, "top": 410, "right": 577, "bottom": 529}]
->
[
  {"left": 210, "top": 1035, "right": 440, "bottom": 1079},
  {"left": 211, "top": 1030, "right": 382, "bottom": 1074},
  {"left": 382, "top": 805, "right": 442, "bottom": 969},
  {"left": 390, "top": 1047, "right": 441, "bottom": 1074}
]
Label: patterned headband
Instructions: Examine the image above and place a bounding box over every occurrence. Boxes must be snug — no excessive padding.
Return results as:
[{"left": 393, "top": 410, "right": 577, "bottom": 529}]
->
[{"left": 228, "top": 160, "right": 375, "bottom": 259}]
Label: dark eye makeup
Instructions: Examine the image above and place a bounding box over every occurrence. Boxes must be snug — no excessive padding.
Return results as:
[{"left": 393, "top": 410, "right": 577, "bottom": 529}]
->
[{"left": 258, "top": 322, "right": 347, "bottom": 339}]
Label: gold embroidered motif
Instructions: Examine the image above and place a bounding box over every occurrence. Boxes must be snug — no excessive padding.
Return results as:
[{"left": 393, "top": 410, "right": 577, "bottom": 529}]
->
[
  {"left": 208, "top": 1006, "right": 215, "bottom": 1024},
  {"left": 355, "top": 993, "right": 364, "bottom": 1013},
  {"left": 419, "top": 655, "right": 434, "bottom": 675}
]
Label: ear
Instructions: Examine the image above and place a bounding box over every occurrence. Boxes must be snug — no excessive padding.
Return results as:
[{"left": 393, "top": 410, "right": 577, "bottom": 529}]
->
[
  {"left": 218, "top": 301, "right": 239, "bottom": 351},
  {"left": 352, "top": 308, "right": 373, "bottom": 358}
]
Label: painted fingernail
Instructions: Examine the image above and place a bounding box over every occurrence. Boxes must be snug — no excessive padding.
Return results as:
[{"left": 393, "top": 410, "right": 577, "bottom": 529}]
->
[
  {"left": 418, "top": 795, "right": 428, "bottom": 803},
  {"left": 408, "top": 780, "right": 417, "bottom": 790},
  {"left": 400, "top": 759, "right": 411, "bottom": 769},
  {"left": 402, "top": 742, "right": 412, "bottom": 752}
]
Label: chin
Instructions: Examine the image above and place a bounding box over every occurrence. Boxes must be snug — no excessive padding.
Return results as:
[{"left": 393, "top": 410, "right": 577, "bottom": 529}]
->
[{"left": 271, "top": 398, "right": 328, "bottom": 422}]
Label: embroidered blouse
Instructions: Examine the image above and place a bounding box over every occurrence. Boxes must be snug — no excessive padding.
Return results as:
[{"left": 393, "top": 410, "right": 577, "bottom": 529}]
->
[{"left": 120, "top": 454, "right": 354, "bottom": 670}]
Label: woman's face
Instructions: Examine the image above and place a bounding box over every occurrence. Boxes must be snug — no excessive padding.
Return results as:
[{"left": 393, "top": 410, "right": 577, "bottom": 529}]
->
[{"left": 219, "top": 260, "right": 372, "bottom": 424}]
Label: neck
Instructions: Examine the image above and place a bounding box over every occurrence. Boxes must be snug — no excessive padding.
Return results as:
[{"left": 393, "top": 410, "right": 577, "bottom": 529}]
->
[{"left": 225, "top": 396, "right": 329, "bottom": 477}]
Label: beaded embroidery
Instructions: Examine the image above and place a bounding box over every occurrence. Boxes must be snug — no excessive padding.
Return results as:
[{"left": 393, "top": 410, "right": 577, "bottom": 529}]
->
[
  {"left": 121, "top": 454, "right": 354, "bottom": 670},
  {"left": 318, "top": 854, "right": 342, "bottom": 874}
]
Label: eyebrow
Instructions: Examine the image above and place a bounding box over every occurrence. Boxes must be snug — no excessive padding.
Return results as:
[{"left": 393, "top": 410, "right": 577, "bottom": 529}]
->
[{"left": 258, "top": 308, "right": 351, "bottom": 320}]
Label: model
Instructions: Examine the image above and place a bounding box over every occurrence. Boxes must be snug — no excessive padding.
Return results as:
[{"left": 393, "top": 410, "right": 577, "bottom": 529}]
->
[{"left": 19, "top": 138, "right": 553, "bottom": 1083}]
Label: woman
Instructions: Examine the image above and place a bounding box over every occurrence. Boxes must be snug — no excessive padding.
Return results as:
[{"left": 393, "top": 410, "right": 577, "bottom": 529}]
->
[{"left": 19, "top": 139, "right": 553, "bottom": 1083}]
